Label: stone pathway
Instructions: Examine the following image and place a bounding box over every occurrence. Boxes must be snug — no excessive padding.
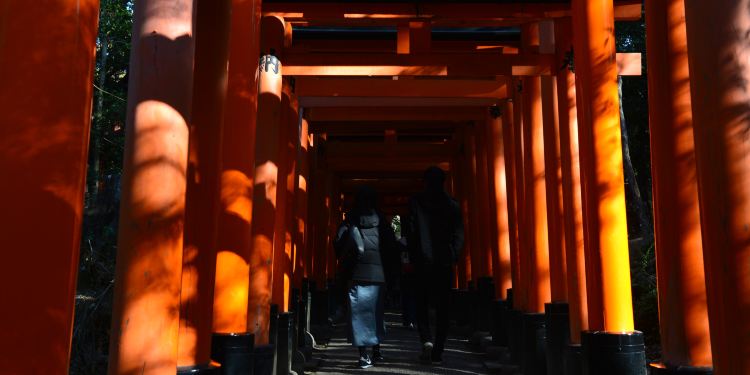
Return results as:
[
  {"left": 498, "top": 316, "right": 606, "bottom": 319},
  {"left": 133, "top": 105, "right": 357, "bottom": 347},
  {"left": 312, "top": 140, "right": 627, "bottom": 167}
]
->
[{"left": 310, "top": 312, "right": 490, "bottom": 375}]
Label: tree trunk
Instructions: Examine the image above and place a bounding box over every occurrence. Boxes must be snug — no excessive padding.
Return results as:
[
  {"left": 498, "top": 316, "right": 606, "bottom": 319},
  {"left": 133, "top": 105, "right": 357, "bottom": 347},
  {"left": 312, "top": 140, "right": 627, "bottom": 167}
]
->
[
  {"left": 89, "top": 34, "right": 108, "bottom": 206},
  {"left": 618, "top": 77, "right": 654, "bottom": 251}
]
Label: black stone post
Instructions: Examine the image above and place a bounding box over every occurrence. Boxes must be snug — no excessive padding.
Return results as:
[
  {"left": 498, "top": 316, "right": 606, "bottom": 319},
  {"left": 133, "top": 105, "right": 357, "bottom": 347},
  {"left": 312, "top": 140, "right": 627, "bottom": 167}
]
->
[
  {"left": 581, "top": 331, "right": 646, "bottom": 375},
  {"left": 276, "top": 312, "right": 296, "bottom": 375},
  {"left": 545, "top": 302, "right": 571, "bottom": 375},
  {"left": 211, "top": 333, "right": 255, "bottom": 375},
  {"left": 521, "top": 312, "right": 547, "bottom": 375}
]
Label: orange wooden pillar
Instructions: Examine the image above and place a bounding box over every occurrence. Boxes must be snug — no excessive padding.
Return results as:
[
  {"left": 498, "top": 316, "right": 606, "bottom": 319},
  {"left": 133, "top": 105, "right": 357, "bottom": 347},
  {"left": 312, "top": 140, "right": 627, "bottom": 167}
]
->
[
  {"left": 571, "top": 0, "right": 645, "bottom": 371},
  {"left": 519, "top": 22, "right": 552, "bottom": 375},
  {"left": 554, "top": 17, "right": 589, "bottom": 356},
  {"left": 247, "top": 15, "right": 285, "bottom": 343},
  {"left": 645, "top": 1, "right": 713, "bottom": 373},
  {"left": 108, "top": 1, "right": 195, "bottom": 373},
  {"left": 0, "top": 1, "right": 98, "bottom": 373},
  {"left": 511, "top": 78, "right": 528, "bottom": 313},
  {"left": 294, "top": 114, "right": 311, "bottom": 284},
  {"left": 271, "top": 85, "right": 299, "bottom": 312},
  {"left": 539, "top": 20, "right": 572, "bottom": 375},
  {"left": 507, "top": 75, "right": 532, "bottom": 366},
  {"left": 475, "top": 122, "right": 496, "bottom": 281},
  {"left": 212, "top": 0, "right": 262, "bottom": 336},
  {"left": 521, "top": 23, "right": 552, "bottom": 315},
  {"left": 466, "top": 126, "right": 492, "bottom": 280},
  {"left": 486, "top": 109, "right": 513, "bottom": 300},
  {"left": 177, "top": 1, "right": 232, "bottom": 370},
  {"left": 310, "top": 135, "right": 330, "bottom": 288},
  {"left": 684, "top": 1, "right": 750, "bottom": 373},
  {"left": 501, "top": 100, "right": 521, "bottom": 304},
  {"left": 453, "top": 155, "right": 472, "bottom": 288},
  {"left": 540, "top": 21, "right": 568, "bottom": 305}
]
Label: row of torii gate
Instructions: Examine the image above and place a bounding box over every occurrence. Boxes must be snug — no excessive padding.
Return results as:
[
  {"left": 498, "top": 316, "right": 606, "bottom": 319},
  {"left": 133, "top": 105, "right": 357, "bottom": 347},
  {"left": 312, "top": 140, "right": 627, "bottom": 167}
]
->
[{"left": 1, "top": 0, "right": 749, "bottom": 374}]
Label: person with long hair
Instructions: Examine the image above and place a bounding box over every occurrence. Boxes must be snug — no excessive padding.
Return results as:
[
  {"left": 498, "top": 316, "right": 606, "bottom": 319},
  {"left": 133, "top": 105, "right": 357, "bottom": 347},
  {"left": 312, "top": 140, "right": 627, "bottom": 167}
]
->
[{"left": 334, "top": 186, "right": 397, "bottom": 368}]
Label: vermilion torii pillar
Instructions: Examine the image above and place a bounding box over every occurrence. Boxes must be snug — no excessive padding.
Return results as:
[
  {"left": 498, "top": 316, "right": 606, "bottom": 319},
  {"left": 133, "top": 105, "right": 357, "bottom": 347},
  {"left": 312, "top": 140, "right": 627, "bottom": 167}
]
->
[
  {"left": 540, "top": 20, "right": 570, "bottom": 375},
  {"left": 486, "top": 109, "right": 513, "bottom": 300},
  {"left": 0, "top": 1, "right": 99, "bottom": 373},
  {"left": 108, "top": 0, "right": 196, "bottom": 373},
  {"left": 212, "top": 0, "right": 262, "bottom": 337},
  {"left": 521, "top": 23, "right": 552, "bottom": 315},
  {"left": 294, "top": 114, "right": 311, "bottom": 284},
  {"left": 177, "top": 0, "right": 232, "bottom": 371},
  {"left": 248, "top": 15, "right": 285, "bottom": 344},
  {"left": 540, "top": 21, "right": 568, "bottom": 305},
  {"left": 684, "top": 1, "right": 750, "bottom": 373},
  {"left": 271, "top": 85, "right": 299, "bottom": 312},
  {"left": 453, "top": 155, "right": 472, "bottom": 288},
  {"left": 501, "top": 100, "right": 521, "bottom": 304},
  {"left": 511, "top": 78, "right": 528, "bottom": 313},
  {"left": 465, "top": 128, "right": 490, "bottom": 281},
  {"left": 645, "top": 0, "right": 712, "bottom": 373},
  {"left": 519, "top": 22, "right": 552, "bottom": 375},
  {"left": 553, "top": 17, "right": 589, "bottom": 370},
  {"left": 475, "top": 124, "right": 496, "bottom": 283},
  {"left": 571, "top": 0, "right": 646, "bottom": 372}
]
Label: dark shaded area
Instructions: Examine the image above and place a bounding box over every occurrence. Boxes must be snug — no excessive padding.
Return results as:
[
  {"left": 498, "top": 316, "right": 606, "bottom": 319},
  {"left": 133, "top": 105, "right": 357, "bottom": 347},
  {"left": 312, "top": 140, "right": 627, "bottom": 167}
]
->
[{"left": 616, "top": 16, "right": 660, "bottom": 361}]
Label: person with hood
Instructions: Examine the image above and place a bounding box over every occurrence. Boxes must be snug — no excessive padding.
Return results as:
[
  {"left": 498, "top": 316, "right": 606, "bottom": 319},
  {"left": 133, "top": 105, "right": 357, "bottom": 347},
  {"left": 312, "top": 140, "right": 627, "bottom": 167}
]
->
[
  {"left": 407, "top": 166, "right": 465, "bottom": 364},
  {"left": 334, "top": 186, "right": 396, "bottom": 369}
]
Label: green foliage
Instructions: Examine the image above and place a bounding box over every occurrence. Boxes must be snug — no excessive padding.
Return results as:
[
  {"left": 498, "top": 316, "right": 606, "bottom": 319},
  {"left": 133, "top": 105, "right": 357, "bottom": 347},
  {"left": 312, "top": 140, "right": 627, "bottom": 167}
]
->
[{"left": 72, "top": 1, "right": 132, "bottom": 374}]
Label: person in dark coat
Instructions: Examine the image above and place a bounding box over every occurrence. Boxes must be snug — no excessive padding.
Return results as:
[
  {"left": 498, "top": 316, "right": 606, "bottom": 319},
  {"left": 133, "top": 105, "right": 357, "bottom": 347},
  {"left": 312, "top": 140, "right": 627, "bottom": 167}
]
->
[
  {"left": 407, "top": 166, "right": 465, "bottom": 364},
  {"left": 334, "top": 186, "right": 397, "bottom": 369}
]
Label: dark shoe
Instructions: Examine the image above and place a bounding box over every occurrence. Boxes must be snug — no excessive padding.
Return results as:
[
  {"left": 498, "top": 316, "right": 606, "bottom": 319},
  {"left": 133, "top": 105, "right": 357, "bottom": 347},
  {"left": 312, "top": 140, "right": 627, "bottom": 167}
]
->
[
  {"left": 372, "top": 350, "right": 384, "bottom": 362},
  {"left": 358, "top": 354, "right": 373, "bottom": 369},
  {"left": 419, "top": 342, "right": 433, "bottom": 364}
]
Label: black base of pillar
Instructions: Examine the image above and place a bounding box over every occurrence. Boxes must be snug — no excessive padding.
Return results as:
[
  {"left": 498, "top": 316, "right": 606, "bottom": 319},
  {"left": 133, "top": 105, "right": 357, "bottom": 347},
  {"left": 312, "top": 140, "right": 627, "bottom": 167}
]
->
[
  {"left": 211, "top": 332, "right": 255, "bottom": 375},
  {"left": 276, "top": 312, "right": 297, "bottom": 375},
  {"left": 177, "top": 364, "right": 221, "bottom": 375},
  {"left": 254, "top": 344, "right": 277, "bottom": 375},
  {"left": 564, "top": 343, "right": 583, "bottom": 375},
  {"left": 648, "top": 363, "right": 713, "bottom": 374},
  {"left": 545, "top": 302, "right": 571, "bottom": 375},
  {"left": 477, "top": 277, "right": 495, "bottom": 331},
  {"left": 311, "top": 289, "right": 329, "bottom": 325},
  {"left": 506, "top": 308, "right": 523, "bottom": 364},
  {"left": 491, "top": 299, "right": 509, "bottom": 346},
  {"left": 521, "top": 312, "right": 547, "bottom": 375},
  {"left": 582, "top": 331, "right": 646, "bottom": 375},
  {"left": 451, "top": 289, "right": 471, "bottom": 326}
]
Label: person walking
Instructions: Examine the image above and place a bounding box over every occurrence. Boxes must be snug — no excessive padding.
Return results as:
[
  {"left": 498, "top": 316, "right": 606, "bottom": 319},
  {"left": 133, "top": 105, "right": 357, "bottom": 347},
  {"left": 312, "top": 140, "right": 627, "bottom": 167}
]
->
[
  {"left": 407, "top": 166, "right": 465, "bottom": 364},
  {"left": 334, "top": 186, "right": 396, "bottom": 369}
]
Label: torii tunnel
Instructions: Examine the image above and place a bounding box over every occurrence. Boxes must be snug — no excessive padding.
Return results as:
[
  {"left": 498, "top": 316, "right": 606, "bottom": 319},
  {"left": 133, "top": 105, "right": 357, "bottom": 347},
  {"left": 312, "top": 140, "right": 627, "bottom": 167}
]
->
[{"left": 2, "top": 0, "right": 750, "bottom": 374}]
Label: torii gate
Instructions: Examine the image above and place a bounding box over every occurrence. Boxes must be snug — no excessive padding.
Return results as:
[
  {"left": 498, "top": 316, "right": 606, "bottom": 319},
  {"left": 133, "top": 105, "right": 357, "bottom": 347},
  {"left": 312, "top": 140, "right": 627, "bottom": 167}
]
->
[{"left": 0, "top": 0, "right": 748, "bottom": 374}]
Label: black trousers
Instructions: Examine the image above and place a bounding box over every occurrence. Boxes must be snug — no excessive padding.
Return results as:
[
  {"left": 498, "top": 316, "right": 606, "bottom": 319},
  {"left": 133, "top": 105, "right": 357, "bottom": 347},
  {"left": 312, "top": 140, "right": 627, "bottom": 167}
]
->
[{"left": 415, "top": 265, "right": 453, "bottom": 354}]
